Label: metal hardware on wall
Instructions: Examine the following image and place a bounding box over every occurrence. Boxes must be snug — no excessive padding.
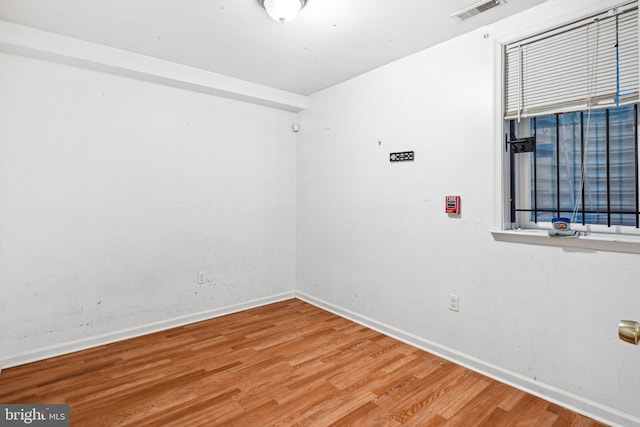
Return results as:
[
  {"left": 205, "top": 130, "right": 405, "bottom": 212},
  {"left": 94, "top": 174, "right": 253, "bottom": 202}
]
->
[
  {"left": 389, "top": 151, "right": 414, "bottom": 162},
  {"left": 619, "top": 320, "right": 640, "bottom": 345},
  {"left": 505, "top": 132, "right": 535, "bottom": 153}
]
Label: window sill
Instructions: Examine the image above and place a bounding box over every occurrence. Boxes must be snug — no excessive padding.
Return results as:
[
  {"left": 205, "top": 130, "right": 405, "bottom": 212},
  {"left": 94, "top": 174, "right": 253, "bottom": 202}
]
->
[{"left": 491, "top": 229, "right": 640, "bottom": 254}]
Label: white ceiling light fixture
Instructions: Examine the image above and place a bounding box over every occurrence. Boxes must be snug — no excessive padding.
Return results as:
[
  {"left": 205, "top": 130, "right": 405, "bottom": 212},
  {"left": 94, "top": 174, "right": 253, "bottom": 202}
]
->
[{"left": 259, "top": 0, "right": 307, "bottom": 23}]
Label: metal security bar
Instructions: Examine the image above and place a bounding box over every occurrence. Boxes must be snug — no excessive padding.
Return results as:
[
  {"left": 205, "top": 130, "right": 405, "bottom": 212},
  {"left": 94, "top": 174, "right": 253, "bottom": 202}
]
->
[{"left": 509, "top": 105, "right": 639, "bottom": 228}]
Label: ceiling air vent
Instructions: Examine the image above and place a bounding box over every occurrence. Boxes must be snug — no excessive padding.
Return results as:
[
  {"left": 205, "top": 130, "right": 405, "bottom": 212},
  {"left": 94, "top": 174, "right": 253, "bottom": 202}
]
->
[{"left": 451, "top": 0, "right": 503, "bottom": 22}]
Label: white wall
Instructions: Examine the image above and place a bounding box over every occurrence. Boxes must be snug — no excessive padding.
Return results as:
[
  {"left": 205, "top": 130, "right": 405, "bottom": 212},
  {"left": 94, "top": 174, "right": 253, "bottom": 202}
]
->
[
  {"left": 297, "top": 1, "right": 640, "bottom": 425},
  {"left": 2, "top": 1, "right": 639, "bottom": 425},
  {"left": 0, "top": 52, "right": 297, "bottom": 363}
]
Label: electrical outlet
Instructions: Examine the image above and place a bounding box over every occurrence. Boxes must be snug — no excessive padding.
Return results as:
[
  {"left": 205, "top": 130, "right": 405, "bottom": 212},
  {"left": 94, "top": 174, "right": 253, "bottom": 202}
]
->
[
  {"left": 448, "top": 294, "right": 459, "bottom": 312},
  {"left": 197, "top": 271, "right": 205, "bottom": 284}
]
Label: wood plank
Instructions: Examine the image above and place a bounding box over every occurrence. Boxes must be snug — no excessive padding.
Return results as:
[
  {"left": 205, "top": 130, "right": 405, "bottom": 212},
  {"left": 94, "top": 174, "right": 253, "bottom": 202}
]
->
[{"left": 0, "top": 299, "right": 607, "bottom": 426}]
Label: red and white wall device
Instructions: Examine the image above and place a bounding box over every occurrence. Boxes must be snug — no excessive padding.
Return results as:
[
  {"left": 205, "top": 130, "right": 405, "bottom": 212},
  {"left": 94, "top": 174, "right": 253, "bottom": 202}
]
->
[{"left": 445, "top": 195, "right": 461, "bottom": 215}]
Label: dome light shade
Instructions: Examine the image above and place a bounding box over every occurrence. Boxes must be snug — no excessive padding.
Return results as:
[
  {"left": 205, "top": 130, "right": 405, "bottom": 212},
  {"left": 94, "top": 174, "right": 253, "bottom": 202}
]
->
[{"left": 260, "top": 0, "right": 307, "bottom": 23}]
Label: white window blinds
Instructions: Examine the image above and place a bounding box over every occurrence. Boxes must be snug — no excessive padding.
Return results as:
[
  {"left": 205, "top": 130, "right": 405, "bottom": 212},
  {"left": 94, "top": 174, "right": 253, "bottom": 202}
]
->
[{"left": 504, "top": 2, "right": 639, "bottom": 120}]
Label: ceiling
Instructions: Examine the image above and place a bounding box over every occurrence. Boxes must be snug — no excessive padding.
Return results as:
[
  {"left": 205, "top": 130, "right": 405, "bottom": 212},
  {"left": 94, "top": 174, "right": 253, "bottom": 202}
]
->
[{"left": 0, "top": 0, "right": 548, "bottom": 95}]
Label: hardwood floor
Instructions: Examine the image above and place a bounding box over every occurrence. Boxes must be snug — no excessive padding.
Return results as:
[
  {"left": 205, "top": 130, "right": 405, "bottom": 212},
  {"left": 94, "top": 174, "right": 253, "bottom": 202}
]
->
[{"left": 0, "top": 299, "right": 607, "bottom": 426}]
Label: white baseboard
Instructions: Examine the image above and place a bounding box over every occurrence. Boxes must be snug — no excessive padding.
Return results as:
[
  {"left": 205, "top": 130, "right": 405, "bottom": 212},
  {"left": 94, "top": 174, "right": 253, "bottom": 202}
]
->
[
  {"left": 0, "top": 291, "right": 295, "bottom": 370},
  {"left": 295, "top": 291, "right": 640, "bottom": 427}
]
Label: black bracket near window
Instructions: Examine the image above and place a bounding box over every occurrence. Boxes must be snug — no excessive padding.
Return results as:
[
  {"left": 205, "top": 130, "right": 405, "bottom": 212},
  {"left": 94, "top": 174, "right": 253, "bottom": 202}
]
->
[{"left": 505, "top": 133, "right": 535, "bottom": 153}]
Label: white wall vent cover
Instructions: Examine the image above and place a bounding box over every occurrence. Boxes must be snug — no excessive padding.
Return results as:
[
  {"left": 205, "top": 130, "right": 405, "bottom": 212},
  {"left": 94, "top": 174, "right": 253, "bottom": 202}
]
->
[{"left": 451, "top": 0, "right": 503, "bottom": 21}]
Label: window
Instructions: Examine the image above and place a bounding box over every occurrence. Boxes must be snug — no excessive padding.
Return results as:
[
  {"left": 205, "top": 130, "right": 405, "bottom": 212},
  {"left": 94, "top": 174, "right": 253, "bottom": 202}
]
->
[
  {"left": 508, "top": 106, "right": 638, "bottom": 229},
  {"left": 503, "top": 2, "right": 640, "bottom": 236}
]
